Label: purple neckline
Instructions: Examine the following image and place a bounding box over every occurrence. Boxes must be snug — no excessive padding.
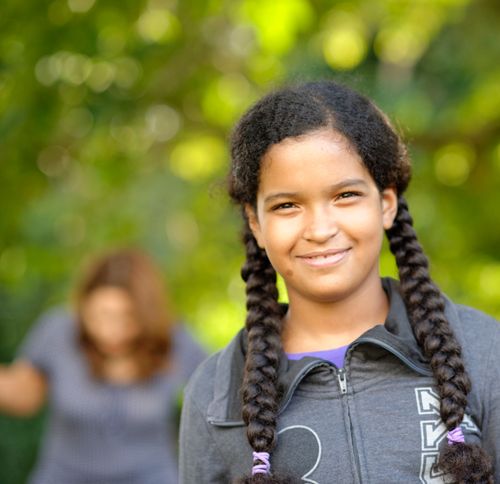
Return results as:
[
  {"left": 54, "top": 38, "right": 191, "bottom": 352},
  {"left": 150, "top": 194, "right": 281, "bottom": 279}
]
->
[{"left": 287, "top": 344, "right": 349, "bottom": 368}]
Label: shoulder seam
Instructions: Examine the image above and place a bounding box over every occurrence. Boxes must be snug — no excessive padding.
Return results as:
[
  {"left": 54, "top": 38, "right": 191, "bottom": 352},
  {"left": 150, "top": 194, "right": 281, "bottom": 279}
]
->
[{"left": 190, "top": 393, "right": 232, "bottom": 472}]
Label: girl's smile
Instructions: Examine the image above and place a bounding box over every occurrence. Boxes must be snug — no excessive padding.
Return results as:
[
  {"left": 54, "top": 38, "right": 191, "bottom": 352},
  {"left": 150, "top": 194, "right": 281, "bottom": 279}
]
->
[
  {"left": 296, "top": 247, "right": 351, "bottom": 268},
  {"left": 246, "top": 129, "right": 398, "bottom": 306}
]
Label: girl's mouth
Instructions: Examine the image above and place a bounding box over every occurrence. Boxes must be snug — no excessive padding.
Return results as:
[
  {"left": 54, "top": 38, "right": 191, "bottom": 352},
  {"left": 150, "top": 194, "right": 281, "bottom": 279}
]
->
[{"left": 298, "top": 249, "right": 350, "bottom": 268}]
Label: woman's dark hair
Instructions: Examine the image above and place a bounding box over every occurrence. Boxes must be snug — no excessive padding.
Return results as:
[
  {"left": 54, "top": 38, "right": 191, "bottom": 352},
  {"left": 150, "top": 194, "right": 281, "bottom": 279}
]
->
[
  {"left": 75, "top": 248, "right": 174, "bottom": 380},
  {"left": 228, "top": 81, "right": 493, "bottom": 483}
]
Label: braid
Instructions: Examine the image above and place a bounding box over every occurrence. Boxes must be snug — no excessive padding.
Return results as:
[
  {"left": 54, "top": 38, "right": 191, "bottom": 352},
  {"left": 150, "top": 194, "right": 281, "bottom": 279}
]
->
[
  {"left": 386, "top": 196, "right": 494, "bottom": 483},
  {"left": 236, "top": 223, "right": 290, "bottom": 484}
]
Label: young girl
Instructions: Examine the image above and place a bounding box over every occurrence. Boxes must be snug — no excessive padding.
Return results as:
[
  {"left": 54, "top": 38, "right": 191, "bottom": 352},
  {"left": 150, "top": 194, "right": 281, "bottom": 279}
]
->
[
  {"left": 179, "top": 81, "right": 499, "bottom": 483},
  {"left": 0, "top": 248, "right": 206, "bottom": 484}
]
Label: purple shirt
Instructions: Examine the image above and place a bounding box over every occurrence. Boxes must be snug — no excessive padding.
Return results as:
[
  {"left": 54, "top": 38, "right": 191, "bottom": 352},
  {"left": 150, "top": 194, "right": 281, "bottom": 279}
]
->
[{"left": 287, "top": 345, "right": 349, "bottom": 368}]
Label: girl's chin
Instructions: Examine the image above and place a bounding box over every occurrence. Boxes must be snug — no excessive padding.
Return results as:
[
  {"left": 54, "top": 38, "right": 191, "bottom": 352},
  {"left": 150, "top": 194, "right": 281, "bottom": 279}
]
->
[{"left": 96, "top": 343, "right": 133, "bottom": 358}]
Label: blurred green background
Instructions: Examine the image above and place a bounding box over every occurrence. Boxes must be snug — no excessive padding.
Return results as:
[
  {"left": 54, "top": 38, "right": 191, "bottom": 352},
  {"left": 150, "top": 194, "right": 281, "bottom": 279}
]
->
[{"left": 1, "top": 0, "right": 499, "bottom": 482}]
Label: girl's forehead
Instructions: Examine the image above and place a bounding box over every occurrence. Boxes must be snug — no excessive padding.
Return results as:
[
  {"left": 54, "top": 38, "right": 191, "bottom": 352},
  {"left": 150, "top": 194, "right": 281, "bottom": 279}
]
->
[
  {"left": 274, "top": 128, "right": 349, "bottom": 148},
  {"left": 262, "top": 129, "right": 356, "bottom": 165},
  {"left": 258, "top": 130, "right": 368, "bottom": 189}
]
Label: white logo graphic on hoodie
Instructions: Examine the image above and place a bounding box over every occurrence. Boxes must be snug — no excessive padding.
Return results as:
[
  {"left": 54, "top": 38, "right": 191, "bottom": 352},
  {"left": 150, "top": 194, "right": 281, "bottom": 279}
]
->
[{"left": 415, "top": 387, "right": 479, "bottom": 484}]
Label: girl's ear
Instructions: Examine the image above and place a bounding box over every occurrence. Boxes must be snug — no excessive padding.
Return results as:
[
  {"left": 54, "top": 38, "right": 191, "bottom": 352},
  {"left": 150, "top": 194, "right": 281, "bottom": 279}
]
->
[
  {"left": 381, "top": 187, "right": 398, "bottom": 230},
  {"left": 244, "top": 204, "right": 265, "bottom": 248}
]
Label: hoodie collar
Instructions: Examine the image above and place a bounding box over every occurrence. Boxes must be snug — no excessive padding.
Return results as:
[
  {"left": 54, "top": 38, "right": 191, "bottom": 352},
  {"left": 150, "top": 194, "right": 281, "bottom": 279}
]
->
[{"left": 207, "top": 277, "right": 462, "bottom": 426}]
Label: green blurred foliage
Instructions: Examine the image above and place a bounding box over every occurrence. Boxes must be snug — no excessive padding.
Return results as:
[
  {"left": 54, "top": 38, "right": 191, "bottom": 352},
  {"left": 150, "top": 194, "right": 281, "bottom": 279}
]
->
[{"left": 0, "top": 0, "right": 499, "bottom": 482}]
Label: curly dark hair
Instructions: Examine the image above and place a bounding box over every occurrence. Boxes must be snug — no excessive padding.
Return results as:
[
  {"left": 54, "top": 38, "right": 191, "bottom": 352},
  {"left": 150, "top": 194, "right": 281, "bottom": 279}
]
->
[{"left": 228, "top": 81, "right": 493, "bottom": 483}]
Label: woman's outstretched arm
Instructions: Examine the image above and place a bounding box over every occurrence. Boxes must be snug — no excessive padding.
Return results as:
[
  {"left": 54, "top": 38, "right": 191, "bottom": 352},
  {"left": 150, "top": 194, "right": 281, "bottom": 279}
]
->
[{"left": 0, "top": 360, "right": 47, "bottom": 416}]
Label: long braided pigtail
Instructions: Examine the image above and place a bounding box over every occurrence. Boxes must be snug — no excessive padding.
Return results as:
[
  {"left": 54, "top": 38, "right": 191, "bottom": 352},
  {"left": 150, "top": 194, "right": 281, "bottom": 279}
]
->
[
  {"left": 236, "top": 222, "right": 290, "bottom": 484},
  {"left": 386, "top": 196, "right": 494, "bottom": 483}
]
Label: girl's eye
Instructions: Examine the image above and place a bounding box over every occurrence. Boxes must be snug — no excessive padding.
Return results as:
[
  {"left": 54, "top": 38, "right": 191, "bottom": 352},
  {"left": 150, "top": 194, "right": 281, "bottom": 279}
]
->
[
  {"left": 272, "top": 202, "right": 296, "bottom": 211},
  {"left": 337, "top": 191, "right": 360, "bottom": 200}
]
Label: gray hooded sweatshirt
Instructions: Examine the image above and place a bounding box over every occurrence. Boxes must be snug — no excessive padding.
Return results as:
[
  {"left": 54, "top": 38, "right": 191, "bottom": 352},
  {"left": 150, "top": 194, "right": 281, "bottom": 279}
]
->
[{"left": 179, "top": 279, "right": 500, "bottom": 483}]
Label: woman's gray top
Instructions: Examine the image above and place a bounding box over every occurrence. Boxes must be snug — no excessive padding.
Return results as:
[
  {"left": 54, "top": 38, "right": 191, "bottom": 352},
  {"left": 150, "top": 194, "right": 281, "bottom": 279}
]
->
[{"left": 19, "top": 307, "right": 206, "bottom": 484}]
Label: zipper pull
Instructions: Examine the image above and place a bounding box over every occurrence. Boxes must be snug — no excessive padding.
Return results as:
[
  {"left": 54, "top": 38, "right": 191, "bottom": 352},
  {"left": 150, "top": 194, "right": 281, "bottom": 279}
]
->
[{"left": 337, "top": 368, "right": 348, "bottom": 394}]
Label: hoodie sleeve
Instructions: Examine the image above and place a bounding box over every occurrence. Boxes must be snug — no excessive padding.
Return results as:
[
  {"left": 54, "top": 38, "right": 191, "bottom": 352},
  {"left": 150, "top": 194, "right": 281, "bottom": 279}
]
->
[
  {"left": 482, "top": 324, "right": 500, "bottom": 482},
  {"left": 179, "top": 357, "right": 229, "bottom": 483}
]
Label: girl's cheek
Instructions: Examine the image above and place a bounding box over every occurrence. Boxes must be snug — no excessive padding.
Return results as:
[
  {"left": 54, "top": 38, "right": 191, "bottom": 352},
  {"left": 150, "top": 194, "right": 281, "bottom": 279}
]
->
[
  {"left": 341, "top": 204, "right": 384, "bottom": 230},
  {"left": 275, "top": 218, "right": 302, "bottom": 240}
]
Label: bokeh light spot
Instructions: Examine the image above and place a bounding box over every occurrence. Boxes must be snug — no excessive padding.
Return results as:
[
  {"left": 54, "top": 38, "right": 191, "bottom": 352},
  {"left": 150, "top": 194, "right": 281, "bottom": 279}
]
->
[
  {"left": 247, "top": 54, "right": 284, "bottom": 85},
  {"left": 98, "top": 26, "right": 127, "bottom": 56},
  {"left": 37, "top": 145, "right": 72, "bottom": 177},
  {"left": 195, "top": 300, "right": 245, "bottom": 349},
  {"left": 322, "top": 27, "right": 367, "bottom": 70},
  {"left": 479, "top": 264, "right": 500, "bottom": 299},
  {"left": 87, "top": 61, "right": 115, "bottom": 92},
  {"left": 169, "top": 135, "right": 226, "bottom": 181},
  {"left": 202, "top": 74, "right": 253, "bottom": 127},
  {"left": 375, "top": 27, "right": 427, "bottom": 66},
  {"left": 61, "top": 53, "right": 92, "bottom": 85},
  {"left": 145, "top": 104, "right": 181, "bottom": 142},
  {"left": 67, "top": 0, "right": 96, "bottom": 13},
  {"left": 114, "top": 57, "right": 142, "bottom": 89},
  {"left": 434, "top": 142, "right": 475, "bottom": 186},
  {"left": 35, "top": 56, "right": 61, "bottom": 86},
  {"left": 228, "top": 24, "right": 256, "bottom": 57},
  {"left": 165, "top": 212, "right": 199, "bottom": 250},
  {"left": 240, "top": 0, "right": 314, "bottom": 55},
  {"left": 136, "top": 8, "right": 181, "bottom": 43}
]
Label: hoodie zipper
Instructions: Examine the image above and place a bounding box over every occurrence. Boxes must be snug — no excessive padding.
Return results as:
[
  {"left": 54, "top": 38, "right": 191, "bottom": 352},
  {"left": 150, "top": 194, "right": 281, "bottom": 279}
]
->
[
  {"left": 337, "top": 367, "right": 347, "bottom": 394},
  {"left": 335, "top": 362, "right": 362, "bottom": 483}
]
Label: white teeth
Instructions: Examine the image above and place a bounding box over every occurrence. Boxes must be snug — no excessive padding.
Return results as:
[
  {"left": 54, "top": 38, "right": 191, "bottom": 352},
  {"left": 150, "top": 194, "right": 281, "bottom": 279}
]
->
[
  {"left": 308, "top": 253, "right": 341, "bottom": 259},
  {"left": 300, "top": 250, "right": 349, "bottom": 267}
]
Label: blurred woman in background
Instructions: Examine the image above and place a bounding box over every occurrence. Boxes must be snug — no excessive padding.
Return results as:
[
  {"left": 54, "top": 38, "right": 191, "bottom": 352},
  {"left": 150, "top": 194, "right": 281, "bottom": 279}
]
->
[{"left": 0, "top": 248, "right": 206, "bottom": 484}]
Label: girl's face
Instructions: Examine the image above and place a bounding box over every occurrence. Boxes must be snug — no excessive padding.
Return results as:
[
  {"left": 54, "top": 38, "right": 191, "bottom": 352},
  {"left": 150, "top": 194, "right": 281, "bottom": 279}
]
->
[
  {"left": 82, "top": 286, "right": 142, "bottom": 357},
  {"left": 246, "top": 129, "right": 397, "bottom": 305}
]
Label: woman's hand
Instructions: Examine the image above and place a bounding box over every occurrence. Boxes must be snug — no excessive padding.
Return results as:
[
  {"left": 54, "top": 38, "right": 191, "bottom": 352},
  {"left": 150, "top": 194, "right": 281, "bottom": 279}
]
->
[{"left": 0, "top": 360, "right": 47, "bottom": 416}]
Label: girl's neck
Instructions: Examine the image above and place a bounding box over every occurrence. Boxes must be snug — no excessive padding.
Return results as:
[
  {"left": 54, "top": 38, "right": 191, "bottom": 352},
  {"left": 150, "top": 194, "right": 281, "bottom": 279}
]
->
[
  {"left": 101, "top": 355, "right": 140, "bottom": 384},
  {"left": 282, "top": 277, "right": 389, "bottom": 353}
]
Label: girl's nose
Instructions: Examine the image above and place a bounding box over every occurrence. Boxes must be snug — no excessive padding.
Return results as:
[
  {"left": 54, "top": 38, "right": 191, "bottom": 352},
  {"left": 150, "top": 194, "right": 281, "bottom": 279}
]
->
[{"left": 302, "top": 206, "right": 339, "bottom": 243}]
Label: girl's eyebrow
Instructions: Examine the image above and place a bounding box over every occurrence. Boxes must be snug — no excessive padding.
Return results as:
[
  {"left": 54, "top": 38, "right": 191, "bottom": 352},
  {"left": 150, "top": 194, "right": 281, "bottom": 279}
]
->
[{"left": 263, "top": 178, "right": 368, "bottom": 204}]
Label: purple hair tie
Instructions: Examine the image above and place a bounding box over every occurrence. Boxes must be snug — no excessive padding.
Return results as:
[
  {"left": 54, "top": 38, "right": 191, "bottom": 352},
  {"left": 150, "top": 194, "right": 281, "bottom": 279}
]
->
[
  {"left": 252, "top": 451, "right": 271, "bottom": 476},
  {"left": 447, "top": 426, "right": 465, "bottom": 445}
]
